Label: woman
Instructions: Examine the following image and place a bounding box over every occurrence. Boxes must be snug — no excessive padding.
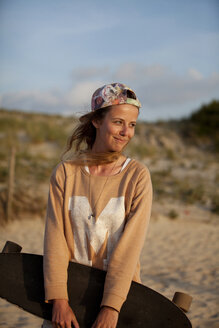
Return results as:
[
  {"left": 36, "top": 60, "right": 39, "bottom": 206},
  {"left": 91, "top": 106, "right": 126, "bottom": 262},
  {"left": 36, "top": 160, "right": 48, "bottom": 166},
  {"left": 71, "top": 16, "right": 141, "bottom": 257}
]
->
[{"left": 43, "top": 83, "right": 153, "bottom": 328}]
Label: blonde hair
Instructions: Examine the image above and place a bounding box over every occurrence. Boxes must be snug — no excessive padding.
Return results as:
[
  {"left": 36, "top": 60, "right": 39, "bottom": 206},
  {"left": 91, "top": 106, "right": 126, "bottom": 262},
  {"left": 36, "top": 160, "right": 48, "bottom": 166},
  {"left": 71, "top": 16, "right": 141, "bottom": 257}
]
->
[{"left": 62, "top": 107, "right": 121, "bottom": 165}]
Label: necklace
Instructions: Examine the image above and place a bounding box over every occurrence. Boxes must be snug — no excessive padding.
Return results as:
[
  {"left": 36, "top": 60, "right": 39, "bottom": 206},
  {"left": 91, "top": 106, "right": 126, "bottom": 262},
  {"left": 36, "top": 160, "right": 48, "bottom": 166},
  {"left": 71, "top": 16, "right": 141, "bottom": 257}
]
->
[{"left": 88, "top": 159, "right": 119, "bottom": 220}]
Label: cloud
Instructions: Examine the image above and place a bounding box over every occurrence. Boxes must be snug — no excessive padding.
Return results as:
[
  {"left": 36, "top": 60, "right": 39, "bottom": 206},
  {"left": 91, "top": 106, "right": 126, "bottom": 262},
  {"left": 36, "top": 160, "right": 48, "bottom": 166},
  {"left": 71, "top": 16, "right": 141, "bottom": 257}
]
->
[
  {"left": 0, "top": 89, "right": 65, "bottom": 113},
  {"left": 0, "top": 64, "right": 218, "bottom": 121},
  {"left": 113, "top": 63, "right": 170, "bottom": 81},
  {"left": 188, "top": 68, "right": 203, "bottom": 81},
  {"left": 138, "top": 69, "right": 219, "bottom": 108},
  {"left": 66, "top": 81, "right": 103, "bottom": 108},
  {"left": 71, "top": 67, "right": 109, "bottom": 81},
  {"left": 112, "top": 63, "right": 219, "bottom": 110},
  {"left": 0, "top": 81, "right": 103, "bottom": 116}
]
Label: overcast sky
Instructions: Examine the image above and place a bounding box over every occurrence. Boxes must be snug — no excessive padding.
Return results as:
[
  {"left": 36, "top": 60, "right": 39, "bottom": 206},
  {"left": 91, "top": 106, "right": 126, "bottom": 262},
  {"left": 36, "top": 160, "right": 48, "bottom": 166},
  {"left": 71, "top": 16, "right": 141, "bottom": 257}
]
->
[{"left": 0, "top": 0, "right": 218, "bottom": 121}]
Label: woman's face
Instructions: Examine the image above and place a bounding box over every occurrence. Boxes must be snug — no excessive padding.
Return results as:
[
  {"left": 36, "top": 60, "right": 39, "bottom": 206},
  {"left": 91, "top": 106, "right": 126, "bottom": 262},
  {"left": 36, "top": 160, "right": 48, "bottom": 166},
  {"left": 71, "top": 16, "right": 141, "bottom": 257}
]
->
[{"left": 92, "top": 104, "right": 139, "bottom": 153}]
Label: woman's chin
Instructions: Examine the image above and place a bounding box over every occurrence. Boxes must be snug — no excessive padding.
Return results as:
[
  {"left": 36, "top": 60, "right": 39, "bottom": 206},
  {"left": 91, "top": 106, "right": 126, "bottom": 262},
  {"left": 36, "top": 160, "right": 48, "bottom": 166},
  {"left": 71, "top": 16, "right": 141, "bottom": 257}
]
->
[{"left": 108, "top": 143, "right": 125, "bottom": 152}]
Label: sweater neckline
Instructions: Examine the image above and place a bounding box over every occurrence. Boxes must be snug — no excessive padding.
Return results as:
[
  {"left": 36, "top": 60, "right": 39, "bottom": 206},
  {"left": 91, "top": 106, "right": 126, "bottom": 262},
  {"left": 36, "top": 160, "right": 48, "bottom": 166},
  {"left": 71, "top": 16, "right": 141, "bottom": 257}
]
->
[{"left": 80, "top": 158, "right": 133, "bottom": 179}]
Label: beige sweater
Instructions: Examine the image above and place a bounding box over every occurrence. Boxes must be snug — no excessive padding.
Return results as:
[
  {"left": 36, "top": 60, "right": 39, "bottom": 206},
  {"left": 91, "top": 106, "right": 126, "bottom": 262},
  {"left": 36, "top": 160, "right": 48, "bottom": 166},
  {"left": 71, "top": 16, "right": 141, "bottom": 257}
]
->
[{"left": 43, "top": 159, "right": 152, "bottom": 312}]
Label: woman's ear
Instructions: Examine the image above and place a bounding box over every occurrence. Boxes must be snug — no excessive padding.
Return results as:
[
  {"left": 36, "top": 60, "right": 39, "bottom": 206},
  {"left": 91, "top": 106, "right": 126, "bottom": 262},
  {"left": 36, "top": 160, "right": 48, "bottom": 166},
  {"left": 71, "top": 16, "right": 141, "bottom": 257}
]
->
[{"left": 92, "top": 119, "right": 101, "bottom": 129}]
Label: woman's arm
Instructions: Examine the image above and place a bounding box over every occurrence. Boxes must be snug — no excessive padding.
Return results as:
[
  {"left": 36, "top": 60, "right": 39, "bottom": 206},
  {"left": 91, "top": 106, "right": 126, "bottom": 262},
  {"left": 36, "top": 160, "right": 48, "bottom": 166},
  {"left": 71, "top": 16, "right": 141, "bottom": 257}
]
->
[
  {"left": 43, "top": 163, "right": 79, "bottom": 327},
  {"left": 44, "top": 163, "right": 70, "bottom": 301},
  {"left": 91, "top": 167, "right": 152, "bottom": 327},
  {"left": 101, "top": 167, "right": 153, "bottom": 312}
]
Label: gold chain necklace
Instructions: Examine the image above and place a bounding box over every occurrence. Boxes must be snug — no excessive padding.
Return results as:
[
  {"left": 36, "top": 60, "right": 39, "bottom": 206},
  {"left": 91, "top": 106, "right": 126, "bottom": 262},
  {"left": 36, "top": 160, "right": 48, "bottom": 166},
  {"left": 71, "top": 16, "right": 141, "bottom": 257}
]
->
[{"left": 88, "top": 159, "right": 119, "bottom": 220}]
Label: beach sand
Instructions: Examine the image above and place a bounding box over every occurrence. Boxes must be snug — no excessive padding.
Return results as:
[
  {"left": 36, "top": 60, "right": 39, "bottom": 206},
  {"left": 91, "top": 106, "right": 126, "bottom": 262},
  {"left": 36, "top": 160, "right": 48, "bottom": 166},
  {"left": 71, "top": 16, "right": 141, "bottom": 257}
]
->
[{"left": 0, "top": 213, "right": 218, "bottom": 328}]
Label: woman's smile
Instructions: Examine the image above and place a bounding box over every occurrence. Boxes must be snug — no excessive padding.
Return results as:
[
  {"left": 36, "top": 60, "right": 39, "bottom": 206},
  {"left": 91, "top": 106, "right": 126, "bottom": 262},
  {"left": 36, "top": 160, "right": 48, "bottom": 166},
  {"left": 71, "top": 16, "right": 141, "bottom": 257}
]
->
[{"left": 113, "top": 137, "right": 128, "bottom": 144}]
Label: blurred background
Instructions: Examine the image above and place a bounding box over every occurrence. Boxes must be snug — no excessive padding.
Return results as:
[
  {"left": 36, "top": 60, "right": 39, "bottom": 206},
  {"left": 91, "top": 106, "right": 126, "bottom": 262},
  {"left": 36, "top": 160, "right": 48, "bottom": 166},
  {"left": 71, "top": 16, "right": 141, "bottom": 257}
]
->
[{"left": 0, "top": 1, "right": 218, "bottom": 328}]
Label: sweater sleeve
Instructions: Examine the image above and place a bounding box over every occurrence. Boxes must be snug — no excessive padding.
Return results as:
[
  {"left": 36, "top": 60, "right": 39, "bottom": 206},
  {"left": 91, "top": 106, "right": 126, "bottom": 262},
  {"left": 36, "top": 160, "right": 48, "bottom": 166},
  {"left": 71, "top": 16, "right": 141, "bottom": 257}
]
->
[
  {"left": 100, "top": 167, "right": 153, "bottom": 312},
  {"left": 43, "top": 163, "right": 70, "bottom": 302}
]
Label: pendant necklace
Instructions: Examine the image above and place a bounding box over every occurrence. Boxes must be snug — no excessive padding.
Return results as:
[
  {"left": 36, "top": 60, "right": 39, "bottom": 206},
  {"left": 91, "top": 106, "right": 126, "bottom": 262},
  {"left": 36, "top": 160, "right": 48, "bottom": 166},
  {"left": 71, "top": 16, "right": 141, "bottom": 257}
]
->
[{"left": 88, "top": 159, "right": 119, "bottom": 220}]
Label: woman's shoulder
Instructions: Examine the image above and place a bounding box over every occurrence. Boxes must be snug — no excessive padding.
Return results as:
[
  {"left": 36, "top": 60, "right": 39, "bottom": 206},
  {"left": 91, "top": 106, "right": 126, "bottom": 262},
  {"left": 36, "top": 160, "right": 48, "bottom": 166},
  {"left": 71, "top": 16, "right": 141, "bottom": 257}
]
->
[
  {"left": 127, "top": 160, "right": 152, "bottom": 192},
  {"left": 128, "top": 158, "right": 151, "bottom": 177},
  {"left": 51, "top": 160, "right": 78, "bottom": 180}
]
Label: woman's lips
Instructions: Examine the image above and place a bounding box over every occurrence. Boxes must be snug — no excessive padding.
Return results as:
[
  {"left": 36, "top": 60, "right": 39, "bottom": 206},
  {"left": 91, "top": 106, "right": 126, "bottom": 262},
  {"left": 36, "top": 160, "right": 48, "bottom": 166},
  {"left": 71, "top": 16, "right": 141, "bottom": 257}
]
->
[{"left": 114, "top": 137, "right": 128, "bottom": 143}]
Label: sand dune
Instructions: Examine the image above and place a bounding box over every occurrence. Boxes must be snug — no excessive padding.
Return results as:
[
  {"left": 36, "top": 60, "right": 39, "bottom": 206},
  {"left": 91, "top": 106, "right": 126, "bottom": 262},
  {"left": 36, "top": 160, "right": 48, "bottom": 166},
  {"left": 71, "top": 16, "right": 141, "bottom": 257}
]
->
[{"left": 0, "top": 214, "right": 218, "bottom": 328}]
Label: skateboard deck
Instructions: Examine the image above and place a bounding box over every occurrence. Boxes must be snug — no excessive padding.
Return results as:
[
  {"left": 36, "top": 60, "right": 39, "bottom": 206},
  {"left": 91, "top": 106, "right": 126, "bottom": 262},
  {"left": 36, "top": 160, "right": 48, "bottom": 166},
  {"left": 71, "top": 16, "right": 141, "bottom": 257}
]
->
[{"left": 0, "top": 242, "right": 192, "bottom": 327}]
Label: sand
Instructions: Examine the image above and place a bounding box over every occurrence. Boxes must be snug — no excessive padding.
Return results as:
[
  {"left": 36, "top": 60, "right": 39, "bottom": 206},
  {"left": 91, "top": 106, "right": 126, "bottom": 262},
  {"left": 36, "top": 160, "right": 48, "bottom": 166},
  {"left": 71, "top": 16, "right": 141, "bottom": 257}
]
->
[{"left": 0, "top": 213, "right": 218, "bottom": 328}]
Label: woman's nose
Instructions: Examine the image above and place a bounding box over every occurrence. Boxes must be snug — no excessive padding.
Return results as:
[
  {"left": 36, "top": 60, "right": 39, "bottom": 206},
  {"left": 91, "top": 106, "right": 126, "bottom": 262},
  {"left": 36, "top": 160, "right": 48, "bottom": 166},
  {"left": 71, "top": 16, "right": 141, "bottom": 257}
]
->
[{"left": 120, "top": 125, "right": 128, "bottom": 136}]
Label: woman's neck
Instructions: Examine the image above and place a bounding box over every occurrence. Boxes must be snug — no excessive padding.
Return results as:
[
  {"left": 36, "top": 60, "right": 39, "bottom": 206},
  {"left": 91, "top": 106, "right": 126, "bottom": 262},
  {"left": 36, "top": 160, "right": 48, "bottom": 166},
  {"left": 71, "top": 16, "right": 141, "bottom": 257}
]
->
[{"left": 88, "top": 155, "right": 127, "bottom": 176}]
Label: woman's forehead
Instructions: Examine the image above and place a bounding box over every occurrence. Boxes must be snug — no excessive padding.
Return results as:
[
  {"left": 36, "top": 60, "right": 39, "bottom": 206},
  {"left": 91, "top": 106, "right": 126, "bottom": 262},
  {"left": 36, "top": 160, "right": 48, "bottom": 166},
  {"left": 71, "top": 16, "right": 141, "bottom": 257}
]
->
[{"left": 108, "top": 104, "right": 139, "bottom": 119}]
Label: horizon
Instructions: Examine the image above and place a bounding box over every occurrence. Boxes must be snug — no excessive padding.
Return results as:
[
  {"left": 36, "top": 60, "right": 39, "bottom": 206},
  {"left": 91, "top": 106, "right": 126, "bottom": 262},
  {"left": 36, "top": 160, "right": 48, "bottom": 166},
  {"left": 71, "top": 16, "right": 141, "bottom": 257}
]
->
[{"left": 1, "top": 97, "right": 218, "bottom": 124}]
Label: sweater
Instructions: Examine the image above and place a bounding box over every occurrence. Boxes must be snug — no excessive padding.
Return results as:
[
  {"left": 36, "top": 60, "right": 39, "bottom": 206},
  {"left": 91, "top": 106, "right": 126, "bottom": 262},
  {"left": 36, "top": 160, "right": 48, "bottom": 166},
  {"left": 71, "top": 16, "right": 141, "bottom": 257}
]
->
[{"left": 43, "top": 159, "right": 152, "bottom": 312}]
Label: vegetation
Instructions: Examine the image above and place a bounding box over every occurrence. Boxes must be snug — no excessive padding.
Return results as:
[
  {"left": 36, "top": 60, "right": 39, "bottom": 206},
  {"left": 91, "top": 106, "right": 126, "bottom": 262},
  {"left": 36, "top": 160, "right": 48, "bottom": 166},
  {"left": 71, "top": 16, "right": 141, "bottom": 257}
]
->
[
  {"left": 176, "top": 100, "right": 219, "bottom": 152},
  {"left": 189, "top": 100, "right": 219, "bottom": 137},
  {"left": 0, "top": 100, "right": 218, "bottom": 223},
  {"left": 168, "top": 209, "right": 178, "bottom": 220}
]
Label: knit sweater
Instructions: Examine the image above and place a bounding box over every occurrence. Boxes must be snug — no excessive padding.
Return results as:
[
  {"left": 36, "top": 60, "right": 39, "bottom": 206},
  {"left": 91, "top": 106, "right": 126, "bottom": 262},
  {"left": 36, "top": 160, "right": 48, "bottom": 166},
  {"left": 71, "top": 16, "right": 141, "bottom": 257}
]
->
[{"left": 43, "top": 159, "right": 152, "bottom": 312}]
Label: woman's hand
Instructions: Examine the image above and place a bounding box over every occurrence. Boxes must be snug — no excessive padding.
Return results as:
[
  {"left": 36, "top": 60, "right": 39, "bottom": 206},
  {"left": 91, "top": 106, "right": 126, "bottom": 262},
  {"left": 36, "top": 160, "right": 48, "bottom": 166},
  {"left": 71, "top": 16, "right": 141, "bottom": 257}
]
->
[
  {"left": 91, "top": 306, "right": 119, "bottom": 328},
  {"left": 52, "top": 299, "right": 80, "bottom": 328}
]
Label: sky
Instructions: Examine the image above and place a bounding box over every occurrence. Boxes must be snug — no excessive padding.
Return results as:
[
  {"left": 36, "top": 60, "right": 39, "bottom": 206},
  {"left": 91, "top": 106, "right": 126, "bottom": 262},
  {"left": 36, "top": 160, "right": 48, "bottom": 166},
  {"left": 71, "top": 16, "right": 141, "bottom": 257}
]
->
[{"left": 0, "top": 0, "right": 219, "bottom": 121}]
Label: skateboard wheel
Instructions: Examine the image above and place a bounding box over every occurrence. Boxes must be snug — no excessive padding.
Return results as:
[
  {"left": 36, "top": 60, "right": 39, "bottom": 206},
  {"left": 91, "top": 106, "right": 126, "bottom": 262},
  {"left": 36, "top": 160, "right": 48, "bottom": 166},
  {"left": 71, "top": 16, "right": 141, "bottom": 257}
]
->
[
  {"left": 2, "top": 241, "right": 22, "bottom": 253},
  {"left": 172, "top": 292, "right": 192, "bottom": 312}
]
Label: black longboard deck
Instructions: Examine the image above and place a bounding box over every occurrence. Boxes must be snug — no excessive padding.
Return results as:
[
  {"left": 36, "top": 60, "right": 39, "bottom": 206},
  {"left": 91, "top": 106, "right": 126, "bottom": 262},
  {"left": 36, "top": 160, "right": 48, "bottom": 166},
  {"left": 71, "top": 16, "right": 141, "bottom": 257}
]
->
[{"left": 0, "top": 253, "right": 192, "bottom": 328}]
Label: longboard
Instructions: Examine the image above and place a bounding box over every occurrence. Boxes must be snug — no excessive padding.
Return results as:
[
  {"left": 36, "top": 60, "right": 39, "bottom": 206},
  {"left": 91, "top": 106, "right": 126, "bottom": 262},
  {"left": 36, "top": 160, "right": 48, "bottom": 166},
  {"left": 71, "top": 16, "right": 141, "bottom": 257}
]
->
[{"left": 0, "top": 241, "right": 192, "bottom": 327}]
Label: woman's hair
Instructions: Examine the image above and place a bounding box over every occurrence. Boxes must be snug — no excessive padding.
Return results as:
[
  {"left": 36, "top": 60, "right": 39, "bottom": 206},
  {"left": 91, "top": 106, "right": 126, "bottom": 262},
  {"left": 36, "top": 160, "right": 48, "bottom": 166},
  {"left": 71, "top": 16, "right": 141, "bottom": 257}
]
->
[
  {"left": 67, "top": 107, "right": 110, "bottom": 152},
  {"left": 61, "top": 106, "right": 121, "bottom": 165}
]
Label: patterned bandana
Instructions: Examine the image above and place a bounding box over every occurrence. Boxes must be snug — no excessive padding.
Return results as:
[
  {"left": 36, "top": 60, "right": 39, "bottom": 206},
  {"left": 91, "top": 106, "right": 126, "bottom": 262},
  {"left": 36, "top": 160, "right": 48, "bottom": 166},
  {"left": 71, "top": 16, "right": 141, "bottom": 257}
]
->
[{"left": 91, "top": 83, "right": 141, "bottom": 111}]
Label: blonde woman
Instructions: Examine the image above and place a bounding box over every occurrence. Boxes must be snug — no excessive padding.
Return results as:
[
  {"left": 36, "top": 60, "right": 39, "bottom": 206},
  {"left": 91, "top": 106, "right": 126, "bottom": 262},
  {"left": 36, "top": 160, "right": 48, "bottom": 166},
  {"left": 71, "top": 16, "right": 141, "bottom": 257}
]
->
[{"left": 43, "top": 83, "right": 153, "bottom": 328}]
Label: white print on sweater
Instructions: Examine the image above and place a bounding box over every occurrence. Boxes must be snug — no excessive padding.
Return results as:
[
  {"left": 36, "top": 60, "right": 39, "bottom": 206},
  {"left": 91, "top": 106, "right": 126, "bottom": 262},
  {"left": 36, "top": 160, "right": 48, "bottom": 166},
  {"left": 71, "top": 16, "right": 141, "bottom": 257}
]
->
[{"left": 68, "top": 196, "right": 125, "bottom": 269}]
